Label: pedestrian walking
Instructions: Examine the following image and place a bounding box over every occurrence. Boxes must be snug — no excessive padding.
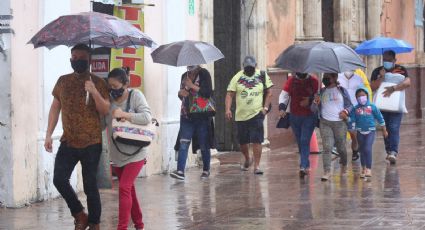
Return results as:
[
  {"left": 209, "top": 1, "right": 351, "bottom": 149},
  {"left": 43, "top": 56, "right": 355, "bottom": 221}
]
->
[
  {"left": 107, "top": 67, "right": 152, "bottom": 230},
  {"left": 311, "top": 73, "right": 353, "bottom": 181},
  {"left": 349, "top": 88, "right": 388, "bottom": 178},
  {"left": 370, "top": 50, "right": 410, "bottom": 164},
  {"left": 44, "top": 44, "right": 110, "bottom": 230},
  {"left": 338, "top": 69, "right": 372, "bottom": 162},
  {"left": 225, "top": 56, "right": 273, "bottom": 174},
  {"left": 170, "top": 65, "right": 215, "bottom": 180},
  {"left": 279, "top": 72, "right": 318, "bottom": 177}
]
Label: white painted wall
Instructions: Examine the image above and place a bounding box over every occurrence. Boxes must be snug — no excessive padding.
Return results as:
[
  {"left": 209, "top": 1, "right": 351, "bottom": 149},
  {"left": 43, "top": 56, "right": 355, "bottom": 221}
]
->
[
  {"left": 0, "top": 0, "right": 13, "bottom": 207},
  {"left": 143, "top": 0, "right": 205, "bottom": 175},
  {"left": 1, "top": 0, "right": 208, "bottom": 207}
]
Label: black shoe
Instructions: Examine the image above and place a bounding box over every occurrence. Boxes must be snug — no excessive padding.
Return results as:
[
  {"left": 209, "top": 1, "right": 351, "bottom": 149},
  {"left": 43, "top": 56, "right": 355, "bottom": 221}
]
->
[
  {"left": 170, "top": 170, "right": 185, "bottom": 180},
  {"left": 200, "top": 171, "right": 210, "bottom": 179},
  {"left": 352, "top": 150, "right": 359, "bottom": 161},
  {"left": 299, "top": 168, "right": 307, "bottom": 177}
]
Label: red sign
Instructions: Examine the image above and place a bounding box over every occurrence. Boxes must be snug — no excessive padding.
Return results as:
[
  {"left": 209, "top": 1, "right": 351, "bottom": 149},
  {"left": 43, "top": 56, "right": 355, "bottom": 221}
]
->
[{"left": 91, "top": 55, "right": 110, "bottom": 78}]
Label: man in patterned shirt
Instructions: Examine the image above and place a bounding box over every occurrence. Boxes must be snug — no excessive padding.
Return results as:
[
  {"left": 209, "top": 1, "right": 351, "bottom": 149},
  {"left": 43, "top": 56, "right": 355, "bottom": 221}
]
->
[{"left": 44, "top": 44, "right": 110, "bottom": 230}]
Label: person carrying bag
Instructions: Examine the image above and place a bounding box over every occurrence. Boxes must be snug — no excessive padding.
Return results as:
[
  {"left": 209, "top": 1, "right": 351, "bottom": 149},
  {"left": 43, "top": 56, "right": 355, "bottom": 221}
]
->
[{"left": 107, "top": 67, "right": 153, "bottom": 230}]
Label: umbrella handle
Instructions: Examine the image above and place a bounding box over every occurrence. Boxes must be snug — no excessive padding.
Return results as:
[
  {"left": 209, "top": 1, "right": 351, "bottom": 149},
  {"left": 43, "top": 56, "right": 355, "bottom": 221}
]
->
[{"left": 85, "top": 75, "right": 92, "bottom": 105}]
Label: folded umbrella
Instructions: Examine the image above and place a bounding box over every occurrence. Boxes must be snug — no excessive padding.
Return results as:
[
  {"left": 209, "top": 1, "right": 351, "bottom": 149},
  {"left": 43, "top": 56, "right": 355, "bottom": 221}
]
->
[
  {"left": 275, "top": 41, "right": 365, "bottom": 73},
  {"left": 151, "top": 40, "right": 224, "bottom": 67},
  {"left": 355, "top": 36, "right": 413, "bottom": 55}
]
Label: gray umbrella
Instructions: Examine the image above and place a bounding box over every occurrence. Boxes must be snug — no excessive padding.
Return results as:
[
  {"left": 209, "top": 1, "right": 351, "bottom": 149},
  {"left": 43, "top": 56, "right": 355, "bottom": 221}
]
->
[
  {"left": 275, "top": 41, "right": 365, "bottom": 73},
  {"left": 151, "top": 40, "right": 224, "bottom": 66}
]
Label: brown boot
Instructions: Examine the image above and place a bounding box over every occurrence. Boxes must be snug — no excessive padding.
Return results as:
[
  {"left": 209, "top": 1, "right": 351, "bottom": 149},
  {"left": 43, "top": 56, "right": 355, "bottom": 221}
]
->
[
  {"left": 88, "top": 223, "right": 100, "bottom": 230},
  {"left": 72, "top": 211, "right": 88, "bottom": 230}
]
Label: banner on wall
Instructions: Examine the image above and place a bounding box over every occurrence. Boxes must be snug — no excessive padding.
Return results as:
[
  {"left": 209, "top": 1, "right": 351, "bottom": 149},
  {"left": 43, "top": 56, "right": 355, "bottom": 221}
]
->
[
  {"left": 110, "top": 6, "right": 145, "bottom": 91},
  {"left": 91, "top": 55, "right": 110, "bottom": 78}
]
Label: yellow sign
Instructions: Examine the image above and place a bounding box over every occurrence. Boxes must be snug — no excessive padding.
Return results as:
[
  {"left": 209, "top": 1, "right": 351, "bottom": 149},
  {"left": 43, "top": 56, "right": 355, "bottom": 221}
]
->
[{"left": 110, "top": 6, "right": 145, "bottom": 91}]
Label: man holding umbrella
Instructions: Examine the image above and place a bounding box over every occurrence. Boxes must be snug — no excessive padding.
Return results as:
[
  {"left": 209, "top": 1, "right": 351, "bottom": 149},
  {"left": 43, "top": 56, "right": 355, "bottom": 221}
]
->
[
  {"left": 44, "top": 44, "right": 110, "bottom": 230},
  {"left": 370, "top": 50, "right": 411, "bottom": 164}
]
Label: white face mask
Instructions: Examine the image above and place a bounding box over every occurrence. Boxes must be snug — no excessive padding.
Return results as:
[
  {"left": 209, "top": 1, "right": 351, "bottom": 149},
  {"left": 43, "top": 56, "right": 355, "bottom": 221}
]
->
[{"left": 344, "top": 71, "right": 354, "bottom": 78}]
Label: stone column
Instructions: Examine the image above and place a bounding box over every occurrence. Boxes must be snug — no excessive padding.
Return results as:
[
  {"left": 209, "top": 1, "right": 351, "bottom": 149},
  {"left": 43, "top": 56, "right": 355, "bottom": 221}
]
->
[
  {"left": 365, "top": 0, "right": 382, "bottom": 78},
  {"left": 333, "top": 0, "right": 351, "bottom": 44},
  {"left": 301, "top": 0, "right": 323, "bottom": 41}
]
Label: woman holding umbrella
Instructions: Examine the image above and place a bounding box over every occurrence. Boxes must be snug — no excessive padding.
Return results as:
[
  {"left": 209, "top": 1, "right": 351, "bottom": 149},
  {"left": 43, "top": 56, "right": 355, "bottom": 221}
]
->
[
  {"left": 279, "top": 72, "right": 319, "bottom": 177},
  {"left": 311, "top": 73, "right": 353, "bottom": 181},
  {"left": 170, "top": 65, "right": 215, "bottom": 180}
]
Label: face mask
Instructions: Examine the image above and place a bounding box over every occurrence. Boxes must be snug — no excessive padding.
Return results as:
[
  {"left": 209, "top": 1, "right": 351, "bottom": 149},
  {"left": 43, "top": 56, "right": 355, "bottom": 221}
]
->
[
  {"left": 344, "top": 71, "right": 354, "bottom": 78},
  {"left": 71, "top": 59, "right": 89, "bottom": 74},
  {"left": 244, "top": 67, "right": 255, "bottom": 76},
  {"left": 296, "top": 73, "right": 308, "bottom": 79},
  {"left": 322, "top": 78, "right": 332, "bottom": 87},
  {"left": 357, "top": 95, "right": 368, "bottom": 105},
  {"left": 110, "top": 88, "right": 125, "bottom": 99},
  {"left": 383, "top": 61, "right": 394, "bottom": 70}
]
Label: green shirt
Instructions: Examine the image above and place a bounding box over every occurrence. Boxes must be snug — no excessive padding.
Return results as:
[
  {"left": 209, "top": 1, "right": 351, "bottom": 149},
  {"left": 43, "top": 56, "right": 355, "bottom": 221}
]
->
[{"left": 227, "top": 69, "right": 274, "bottom": 121}]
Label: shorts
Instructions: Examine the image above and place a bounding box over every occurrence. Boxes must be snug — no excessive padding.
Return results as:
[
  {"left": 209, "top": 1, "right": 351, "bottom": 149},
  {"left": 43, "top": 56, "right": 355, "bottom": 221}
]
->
[{"left": 237, "top": 112, "right": 265, "bottom": 145}]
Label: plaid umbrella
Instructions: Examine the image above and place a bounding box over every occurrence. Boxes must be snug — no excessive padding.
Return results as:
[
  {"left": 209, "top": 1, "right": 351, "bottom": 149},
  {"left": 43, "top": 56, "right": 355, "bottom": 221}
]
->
[
  {"left": 28, "top": 11, "right": 156, "bottom": 49},
  {"left": 151, "top": 40, "right": 224, "bottom": 66}
]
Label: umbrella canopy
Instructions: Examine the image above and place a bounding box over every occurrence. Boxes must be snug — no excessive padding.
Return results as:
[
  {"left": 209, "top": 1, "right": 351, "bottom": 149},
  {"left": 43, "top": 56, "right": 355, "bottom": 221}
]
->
[
  {"left": 355, "top": 37, "right": 413, "bottom": 55},
  {"left": 275, "top": 41, "right": 365, "bottom": 73},
  {"left": 151, "top": 40, "right": 224, "bottom": 67},
  {"left": 28, "top": 11, "right": 156, "bottom": 49}
]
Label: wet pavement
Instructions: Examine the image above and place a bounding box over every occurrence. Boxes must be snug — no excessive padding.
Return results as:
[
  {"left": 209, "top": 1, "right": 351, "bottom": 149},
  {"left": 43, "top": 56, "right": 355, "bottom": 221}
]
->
[{"left": 1, "top": 122, "right": 425, "bottom": 230}]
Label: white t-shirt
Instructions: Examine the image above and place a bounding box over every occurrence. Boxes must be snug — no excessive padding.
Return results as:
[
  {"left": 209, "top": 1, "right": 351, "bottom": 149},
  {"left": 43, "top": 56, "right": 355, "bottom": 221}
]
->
[
  {"left": 321, "top": 87, "right": 344, "bottom": 121},
  {"left": 338, "top": 73, "right": 365, "bottom": 106}
]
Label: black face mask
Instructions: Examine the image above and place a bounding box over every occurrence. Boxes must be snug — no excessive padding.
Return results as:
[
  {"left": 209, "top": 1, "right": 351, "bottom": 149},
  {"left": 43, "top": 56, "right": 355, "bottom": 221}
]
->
[
  {"left": 322, "top": 78, "right": 332, "bottom": 87},
  {"left": 110, "top": 88, "right": 125, "bottom": 99},
  {"left": 296, "top": 73, "right": 308, "bottom": 79},
  {"left": 71, "top": 59, "right": 89, "bottom": 74},
  {"left": 244, "top": 67, "right": 255, "bottom": 76}
]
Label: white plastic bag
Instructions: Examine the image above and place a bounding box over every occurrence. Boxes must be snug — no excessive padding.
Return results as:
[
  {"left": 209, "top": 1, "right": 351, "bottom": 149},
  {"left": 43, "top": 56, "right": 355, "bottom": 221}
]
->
[{"left": 373, "top": 73, "right": 408, "bottom": 113}]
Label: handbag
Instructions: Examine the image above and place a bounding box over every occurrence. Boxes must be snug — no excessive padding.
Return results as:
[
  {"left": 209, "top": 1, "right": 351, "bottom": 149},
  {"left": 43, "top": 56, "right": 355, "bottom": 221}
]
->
[
  {"left": 112, "top": 90, "right": 159, "bottom": 156},
  {"left": 276, "top": 113, "right": 290, "bottom": 129},
  {"left": 188, "top": 75, "right": 216, "bottom": 115}
]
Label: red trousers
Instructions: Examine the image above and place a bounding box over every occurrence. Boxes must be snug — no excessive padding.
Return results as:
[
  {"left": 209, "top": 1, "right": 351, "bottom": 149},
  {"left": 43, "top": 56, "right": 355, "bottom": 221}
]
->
[{"left": 113, "top": 160, "right": 145, "bottom": 230}]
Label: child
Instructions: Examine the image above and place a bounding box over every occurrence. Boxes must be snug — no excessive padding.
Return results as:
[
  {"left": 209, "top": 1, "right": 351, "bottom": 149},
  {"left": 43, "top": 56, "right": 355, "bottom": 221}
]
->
[{"left": 349, "top": 88, "right": 388, "bottom": 178}]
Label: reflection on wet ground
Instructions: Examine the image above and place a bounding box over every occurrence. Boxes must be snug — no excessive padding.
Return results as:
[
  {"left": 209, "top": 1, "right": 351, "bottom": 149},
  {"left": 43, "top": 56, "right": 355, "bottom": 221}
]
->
[{"left": 1, "top": 123, "right": 425, "bottom": 229}]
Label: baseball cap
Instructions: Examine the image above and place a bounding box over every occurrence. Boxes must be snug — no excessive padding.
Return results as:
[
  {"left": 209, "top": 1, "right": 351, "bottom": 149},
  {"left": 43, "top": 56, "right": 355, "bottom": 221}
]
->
[{"left": 243, "top": 56, "right": 257, "bottom": 68}]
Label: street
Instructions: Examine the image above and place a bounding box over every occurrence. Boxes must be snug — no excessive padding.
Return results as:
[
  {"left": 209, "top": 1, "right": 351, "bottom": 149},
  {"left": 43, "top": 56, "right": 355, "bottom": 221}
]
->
[{"left": 1, "top": 122, "right": 425, "bottom": 230}]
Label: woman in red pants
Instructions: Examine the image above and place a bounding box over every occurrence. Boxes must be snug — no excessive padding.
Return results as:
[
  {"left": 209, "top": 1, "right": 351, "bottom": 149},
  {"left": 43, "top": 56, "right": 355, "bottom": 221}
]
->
[{"left": 107, "top": 67, "right": 152, "bottom": 230}]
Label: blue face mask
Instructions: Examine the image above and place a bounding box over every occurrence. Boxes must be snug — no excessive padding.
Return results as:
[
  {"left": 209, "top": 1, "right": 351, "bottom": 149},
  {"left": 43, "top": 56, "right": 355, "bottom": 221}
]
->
[{"left": 383, "top": 61, "right": 394, "bottom": 70}]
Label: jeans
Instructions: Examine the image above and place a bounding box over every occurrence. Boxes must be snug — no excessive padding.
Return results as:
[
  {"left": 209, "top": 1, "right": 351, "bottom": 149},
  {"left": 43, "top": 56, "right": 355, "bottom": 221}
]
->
[
  {"left": 290, "top": 114, "right": 317, "bottom": 169},
  {"left": 319, "top": 119, "right": 348, "bottom": 172},
  {"left": 382, "top": 112, "right": 403, "bottom": 155},
  {"left": 53, "top": 142, "right": 102, "bottom": 224},
  {"left": 177, "top": 116, "right": 211, "bottom": 172},
  {"left": 113, "top": 160, "right": 145, "bottom": 230},
  {"left": 357, "top": 131, "right": 376, "bottom": 169}
]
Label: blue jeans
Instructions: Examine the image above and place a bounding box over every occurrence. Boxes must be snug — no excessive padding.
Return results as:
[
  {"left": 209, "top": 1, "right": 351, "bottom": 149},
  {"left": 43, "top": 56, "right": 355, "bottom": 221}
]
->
[
  {"left": 357, "top": 131, "right": 376, "bottom": 169},
  {"left": 177, "top": 117, "right": 211, "bottom": 172},
  {"left": 290, "top": 114, "right": 316, "bottom": 169},
  {"left": 382, "top": 112, "right": 403, "bottom": 155}
]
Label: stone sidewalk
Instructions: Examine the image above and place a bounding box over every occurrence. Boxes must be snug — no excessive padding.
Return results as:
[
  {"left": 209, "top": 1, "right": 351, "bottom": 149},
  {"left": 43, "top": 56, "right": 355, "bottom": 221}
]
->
[{"left": 1, "top": 122, "right": 425, "bottom": 230}]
